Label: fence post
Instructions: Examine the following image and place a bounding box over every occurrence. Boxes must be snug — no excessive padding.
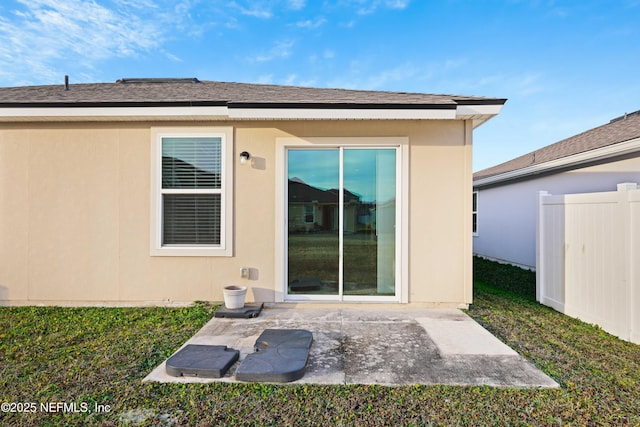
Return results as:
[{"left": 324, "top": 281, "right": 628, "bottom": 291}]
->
[
  {"left": 618, "top": 183, "right": 638, "bottom": 342},
  {"left": 536, "top": 191, "right": 550, "bottom": 303}
]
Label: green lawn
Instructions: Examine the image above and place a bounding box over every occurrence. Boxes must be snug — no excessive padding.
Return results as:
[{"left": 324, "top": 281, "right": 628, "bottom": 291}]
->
[
  {"left": 1, "top": 259, "right": 638, "bottom": 426},
  {"left": 288, "top": 233, "right": 391, "bottom": 295}
]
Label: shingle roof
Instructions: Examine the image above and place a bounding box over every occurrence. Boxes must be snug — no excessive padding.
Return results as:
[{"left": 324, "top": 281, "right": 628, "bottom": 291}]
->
[
  {"left": 288, "top": 179, "right": 359, "bottom": 204},
  {"left": 474, "top": 110, "right": 640, "bottom": 182},
  {"left": 0, "top": 78, "right": 506, "bottom": 109}
]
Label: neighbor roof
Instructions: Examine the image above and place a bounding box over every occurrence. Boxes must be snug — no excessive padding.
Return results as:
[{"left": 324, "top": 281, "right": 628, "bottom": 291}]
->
[
  {"left": 474, "top": 110, "right": 640, "bottom": 188},
  {"left": 0, "top": 78, "right": 506, "bottom": 125}
]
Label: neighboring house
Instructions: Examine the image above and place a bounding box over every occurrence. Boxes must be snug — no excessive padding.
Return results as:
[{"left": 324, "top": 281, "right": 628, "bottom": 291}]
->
[
  {"left": 287, "top": 178, "right": 360, "bottom": 233},
  {"left": 0, "top": 78, "right": 505, "bottom": 306},
  {"left": 473, "top": 110, "right": 640, "bottom": 269}
]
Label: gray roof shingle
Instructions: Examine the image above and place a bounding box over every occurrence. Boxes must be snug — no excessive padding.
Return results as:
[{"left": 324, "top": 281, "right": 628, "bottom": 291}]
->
[
  {"left": 0, "top": 78, "right": 506, "bottom": 109},
  {"left": 474, "top": 110, "right": 640, "bottom": 182}
]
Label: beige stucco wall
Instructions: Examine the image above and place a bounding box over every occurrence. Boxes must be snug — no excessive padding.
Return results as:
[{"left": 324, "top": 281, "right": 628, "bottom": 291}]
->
[{"left": 0, "top": 119, "right": 472, "bottom": 306}]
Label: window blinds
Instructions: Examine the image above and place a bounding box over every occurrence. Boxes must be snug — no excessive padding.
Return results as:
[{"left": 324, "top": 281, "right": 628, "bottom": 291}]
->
[
  {"left": 162, "top": 137, "right": 222, "bottom": 189},
  {"left": 163, "top": 194, "right": 221, "bottom": 245},
  {"left": 161, "top": 137, "right": 223, "bottom": 246}
]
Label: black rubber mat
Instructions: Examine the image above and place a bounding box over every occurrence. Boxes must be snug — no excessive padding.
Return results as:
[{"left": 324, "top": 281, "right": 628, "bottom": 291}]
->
[
  {"left": 166, "top": 344, "right": 239, "bottom": 378},
  {"left": 289, "top": 277, "right": 322, "bottom": 292},
  {"left": 214, "top": 302, "right": 264, "bottom": 318},
  {"left": 235, "top": 329, "right": 313, "bottom": 383}
]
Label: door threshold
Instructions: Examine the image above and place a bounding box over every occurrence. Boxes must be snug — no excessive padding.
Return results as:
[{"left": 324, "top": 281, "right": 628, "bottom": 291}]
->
[{"left": 270, "top": 302, "right": 467, "bottom": 310}]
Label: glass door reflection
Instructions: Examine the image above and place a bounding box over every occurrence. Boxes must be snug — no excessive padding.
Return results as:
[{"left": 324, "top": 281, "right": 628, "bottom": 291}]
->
[
  {"left": 287, "top": 149, "right": 340, "bottom": 295},
  {"left": 343, "top": 149, "right": 396, "bottom": 296},
  {"left": 286, "top": 147, "right": 397, "bottom": 299}
]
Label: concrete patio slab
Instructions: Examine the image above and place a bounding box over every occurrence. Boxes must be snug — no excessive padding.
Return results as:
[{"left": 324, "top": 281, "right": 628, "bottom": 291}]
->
[{"left": 144, "top": 305, "right": 558, "bottom": 388}]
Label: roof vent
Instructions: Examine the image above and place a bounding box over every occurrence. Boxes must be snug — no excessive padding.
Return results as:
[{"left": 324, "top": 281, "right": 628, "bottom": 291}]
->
[
  {"left": 64, "top": 75, "right": 69, "bottom": 91},
  {"left": 610, "top": 109, "right": 640, "bottom": 123},
  {"left": 115, "top": 78, "right": 200, "bottom": 84}
]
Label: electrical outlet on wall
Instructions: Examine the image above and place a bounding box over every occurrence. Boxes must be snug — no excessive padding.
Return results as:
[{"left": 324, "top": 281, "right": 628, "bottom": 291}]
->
[{"left": 240, "top": 267, "right": 249, "bottom": 278}]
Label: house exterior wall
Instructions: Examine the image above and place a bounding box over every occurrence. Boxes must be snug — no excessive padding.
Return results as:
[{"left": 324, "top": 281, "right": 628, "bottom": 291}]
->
[
  {"left": 473, "top": 155, "right": 640, "bottom": 269},
  {"left": 0, "top": 119, "right": 472, "bottom": 306}
]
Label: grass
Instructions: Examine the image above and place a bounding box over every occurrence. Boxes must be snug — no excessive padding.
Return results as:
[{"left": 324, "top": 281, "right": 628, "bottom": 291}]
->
[
  {"left": 473, "top": 256, "right": 536, "bottom": 299},
  {"left": 0, "top": 259, "right": 639, "bottom": 426},
  {"left": 288, "top": 233, "right": 393, "bottom": 295}
]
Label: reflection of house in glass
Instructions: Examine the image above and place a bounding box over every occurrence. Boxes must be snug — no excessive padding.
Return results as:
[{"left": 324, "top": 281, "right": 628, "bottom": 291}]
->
[
  {"left": 162, "top": 156, "right": 220, "bottom": 189},
  {"left": 288, "top": 178, "right": 396, "bottom": 236},
  {"left": 288, "top": 178, "right": 360, "bottom": 234},
  {"left": 287, "top": 174, "right": 397, "bottom": 296}
]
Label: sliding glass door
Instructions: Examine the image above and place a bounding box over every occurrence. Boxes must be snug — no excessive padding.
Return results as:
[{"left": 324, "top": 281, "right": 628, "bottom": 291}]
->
[
  {"left": 287, "top": 149, "right": 340, "bottom": 295},
  {"left": 286, "top": 147, "right": 398, "bottom": 300}
]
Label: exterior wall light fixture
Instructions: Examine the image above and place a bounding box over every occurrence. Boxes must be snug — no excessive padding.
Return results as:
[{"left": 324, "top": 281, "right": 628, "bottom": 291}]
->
[{"left": 239, "top": 151, "right": 251, "bottom": 165}]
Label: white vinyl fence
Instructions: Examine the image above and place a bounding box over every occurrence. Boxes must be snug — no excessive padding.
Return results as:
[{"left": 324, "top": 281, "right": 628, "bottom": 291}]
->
[{"left": 536, "top": 183, "right": 639, "bottom": 344}]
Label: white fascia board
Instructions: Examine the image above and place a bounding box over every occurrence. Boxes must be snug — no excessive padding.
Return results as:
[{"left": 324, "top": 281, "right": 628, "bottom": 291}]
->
[
  {"left": 456, "top": 104, "right": 504, "bottom": 118},
  {"left": 474, "top": 136, "right": 640, "bottom": 188},
  {"left": 0, "top": 106, "right": 230, "bottom": 121},
  {"left": 0, "top": 103, "right": 502, "bottom": 122},
  {"left": 456, "top": 104, "right": 504, "bottom": 128},
  {"left": 227, "top": 107, "right": 456, "bottom": 120}
]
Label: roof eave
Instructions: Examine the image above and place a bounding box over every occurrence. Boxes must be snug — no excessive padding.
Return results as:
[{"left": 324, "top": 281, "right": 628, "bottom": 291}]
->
[
  {"left": 473, "top": 136, "right": 640, "bottom": 188},
  {"left": 0, "top": 100, "right": 505, "bottom": 122},
  {"left": 226, "top": 106, "right": 457, "bottom": 120},
  {"left": 0, "top": 106, "right": 231, "bottom": 122},
  {"left": 455, "top": 103, "right": 505, "bottom": 128}
]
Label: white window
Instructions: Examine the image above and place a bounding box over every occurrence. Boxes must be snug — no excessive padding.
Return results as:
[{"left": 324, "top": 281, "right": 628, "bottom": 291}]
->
[
  {"left": 151, "top": 127, "right": 233, "bottom": 256},
  {"left": 472, "top": 191, "right": 478, "bottom": 235},
  {"left": 303, "top": 204, "right": 315, "bottom": 223}
]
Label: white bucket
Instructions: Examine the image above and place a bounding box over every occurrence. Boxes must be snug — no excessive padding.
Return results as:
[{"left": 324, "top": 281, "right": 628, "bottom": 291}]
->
[{"left": 223, "top": 285, "right": 247, "bottom": 309}]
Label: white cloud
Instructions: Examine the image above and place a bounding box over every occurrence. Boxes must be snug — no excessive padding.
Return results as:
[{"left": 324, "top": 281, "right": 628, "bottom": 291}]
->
[
  {"left": 308, "top": 49, "right": 334, "bottom": 64},
  {"left": 363, "top": 62, "right": 421, "bottom": 89},
  {"left": 112, "top": 0, "right": 158, "bottom": 9},
  {"left": 261, "top": 73, "right": 315, "bottom": 87},
  {"left": 229, "top": 0, "right": 308, "bottom": 19},
  {"left": 350, "top": 0, "right": 411, "bottom": 15},
  {"left": 238, "top": 7, "right": 272, "bottom": 18},
  {"left": 454, "top": 71, "right": 544, "bottom": 97},
  {"left": 287, "top": 0, "right": 306, "bottom": 10},
  {"left": 257, "top": 74, "right": 275, "bottom": 84},
  {"left": 325, "top": 61, "right": 419, "bottom": 90},
  {"left": 294, "top": 17, "right": 327, "bottom": 29},
  {"left": 339, "top": 20, "right": 356, "bottom": 28},
  {"left": 0, "top": 0, "right": 174, "bottom": 85},
  {"left": 283, "top": 74, "right": 299, "bottom": 85},
  {"left": 227, "top": 1, "right": 273, "bottom": 19},
  {"left": 384, "top": 0, "right": 410, "bottom": 9},
  {"left": 164, "top": 51, "right": 183, "bottom": 62},
  {"left": 512, "top": 73, "right": 544, "bottom": 96},
  {"left": 251, "top": 39, "right": 295, "bottom": 62}
]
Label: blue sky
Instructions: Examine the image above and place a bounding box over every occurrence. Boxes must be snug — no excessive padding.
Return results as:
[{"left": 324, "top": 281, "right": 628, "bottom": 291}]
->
[
  {"left": 288, "top": 148, "right": 396, "bottom": 201},
  {"left": 1, "top": 0, "right": 639, "bottom": 171}
]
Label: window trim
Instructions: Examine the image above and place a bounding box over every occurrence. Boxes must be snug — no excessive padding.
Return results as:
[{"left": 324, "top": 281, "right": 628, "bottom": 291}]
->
[
  {"left": 303, "top": 204, "right": 315, "bottom": 224},
  {"left": 472, "top": 190, "right": 478, "bottom": 236},
  {"left": 150, "top": 127, "right": 234, "bottom": 256}
]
